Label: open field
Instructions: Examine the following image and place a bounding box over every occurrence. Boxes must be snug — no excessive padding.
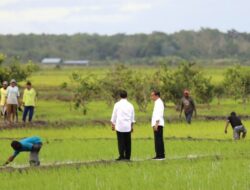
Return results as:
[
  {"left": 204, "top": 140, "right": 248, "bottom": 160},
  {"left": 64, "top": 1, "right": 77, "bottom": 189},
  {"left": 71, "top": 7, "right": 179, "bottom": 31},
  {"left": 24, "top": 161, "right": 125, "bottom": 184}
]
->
[{"left": 1, "top": 66, "right": 250, "bottom": 189}]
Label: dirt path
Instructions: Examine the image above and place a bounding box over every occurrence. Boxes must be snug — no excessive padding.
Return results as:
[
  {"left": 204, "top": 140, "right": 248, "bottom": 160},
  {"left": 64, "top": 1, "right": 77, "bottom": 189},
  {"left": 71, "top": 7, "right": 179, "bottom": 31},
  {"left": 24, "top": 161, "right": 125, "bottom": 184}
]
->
[{"left": 1, "top": 153, "right": 250, "bottom": 173}]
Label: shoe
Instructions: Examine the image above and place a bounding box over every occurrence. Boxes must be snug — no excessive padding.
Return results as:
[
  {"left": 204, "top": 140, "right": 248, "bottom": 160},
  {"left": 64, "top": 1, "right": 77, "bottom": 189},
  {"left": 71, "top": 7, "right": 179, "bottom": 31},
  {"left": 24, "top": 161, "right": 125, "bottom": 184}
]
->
[
  {"left": 152, "top": 156, "right": 165, "bottom": 161},
  {"left": 115, "top": 157, "right": 125, "bottom": 161}
]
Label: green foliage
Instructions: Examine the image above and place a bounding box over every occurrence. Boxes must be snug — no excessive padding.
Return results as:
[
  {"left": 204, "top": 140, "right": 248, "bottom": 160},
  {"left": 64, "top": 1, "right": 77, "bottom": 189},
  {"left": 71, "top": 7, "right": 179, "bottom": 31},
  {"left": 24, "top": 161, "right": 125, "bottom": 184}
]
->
[
  {"left": 1, "top": 29, "right": 250, "bottom": 63},
  {"left": 224, "top": 65, "right": 250, "bottom": 103},
  {"left": 158, "top": 61, "right": 214, "bottom": 106},
  {"left": 213, "top": 83, "right": 225, "bottom": 105},
  {"left": 0, "top": 55, "right": 39, "bottom": 83},
  {"left": 71, "top": 72, "right": 100, "bottom": 115},
  {"left": 131, "top": 74, "right": 151, "bottom": 112},
  {"left": 101, "top": 64, "right": 134, "bottom": 104}
]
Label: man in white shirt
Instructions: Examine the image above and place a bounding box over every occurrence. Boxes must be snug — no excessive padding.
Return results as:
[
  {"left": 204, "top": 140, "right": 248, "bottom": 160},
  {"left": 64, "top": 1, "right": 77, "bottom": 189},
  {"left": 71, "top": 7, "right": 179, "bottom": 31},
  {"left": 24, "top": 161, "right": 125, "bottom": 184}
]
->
[
  {"left": 6, "top": 79, "right": 20, "bottom": 124},
  {"left": 151, "top": 90, "right": 165, "bottom": 160},
  {"left": 111, "top": 90, "right": 135, "bottom": 161}
]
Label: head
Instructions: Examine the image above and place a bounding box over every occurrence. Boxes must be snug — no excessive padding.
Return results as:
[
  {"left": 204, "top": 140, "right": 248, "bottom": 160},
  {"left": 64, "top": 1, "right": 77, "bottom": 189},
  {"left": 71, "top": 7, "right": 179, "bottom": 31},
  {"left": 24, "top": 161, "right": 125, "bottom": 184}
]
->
[
  {"left": 26, "top": 81, "right": 32, "bottom": 89},
  {"left": 10, "top": 79, "right": 16, "bottom": 87},
  {"left": 120, "top": 90, "right": 127, "bottom": 99},
  {"left": 2, "top": 81, "right": 8, "bottom": 89},
  {"left": 11, "top": 141, "right": 22, "bottom": 151},
  {"left": 183, "top": 90, "right": 190, "bottom": 98},
  {"left": 151, "top": 90, "right": 160, "bottom": 101},
  {"left": 231, "top": 112, "right": 237, "bottom": 117}
]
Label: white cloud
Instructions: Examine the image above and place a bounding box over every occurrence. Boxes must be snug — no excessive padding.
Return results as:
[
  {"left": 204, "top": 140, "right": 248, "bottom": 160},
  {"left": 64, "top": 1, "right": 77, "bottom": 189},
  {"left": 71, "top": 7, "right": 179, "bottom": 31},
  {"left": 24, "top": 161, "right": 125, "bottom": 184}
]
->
[
  {"left": 0, "top": 0, "right": 19, "bottom": 6},
  {"left": 0, "top": 8, "right": 70, "bottom": 22},
  {"left": 120, "top": 3, "right": 152, "bottom": 12}
]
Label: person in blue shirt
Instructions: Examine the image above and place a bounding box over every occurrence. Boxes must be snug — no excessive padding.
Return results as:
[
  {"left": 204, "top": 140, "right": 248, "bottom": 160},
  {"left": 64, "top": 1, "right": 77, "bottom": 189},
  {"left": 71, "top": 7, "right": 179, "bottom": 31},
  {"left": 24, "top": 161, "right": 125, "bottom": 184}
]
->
[{"left": 4, "top": 136, "right": 42, "bottom": 166}]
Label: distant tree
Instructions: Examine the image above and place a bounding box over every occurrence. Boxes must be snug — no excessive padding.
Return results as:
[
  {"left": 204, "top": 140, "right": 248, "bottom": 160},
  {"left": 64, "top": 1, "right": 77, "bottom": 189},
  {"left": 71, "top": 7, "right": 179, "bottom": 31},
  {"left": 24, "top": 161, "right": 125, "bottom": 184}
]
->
[
  {"left": 101, "top": 64, "right": 134, "bottom": 105},
  {"left": 0, "top": 55, "right": 39, "bottom": 83},
  {"left": 213, "top": 83, "right": 225, "bottom": 105},
  {"left": 131, "top": 74, "right": 152, "bottom": 112},
  {"left": 71, "top": 72, "right": 100, "bottom": 115},
  {"left": 224, "top": 65, "right": 250, "bottom": 108}
]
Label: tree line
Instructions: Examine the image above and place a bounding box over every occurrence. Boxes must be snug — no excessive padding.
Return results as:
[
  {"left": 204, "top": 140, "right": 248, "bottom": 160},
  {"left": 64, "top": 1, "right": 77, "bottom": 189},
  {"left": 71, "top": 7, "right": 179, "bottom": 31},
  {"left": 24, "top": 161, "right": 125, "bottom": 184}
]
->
[{"left": 1, "top": 29, "right": 250, "bottom": 64}]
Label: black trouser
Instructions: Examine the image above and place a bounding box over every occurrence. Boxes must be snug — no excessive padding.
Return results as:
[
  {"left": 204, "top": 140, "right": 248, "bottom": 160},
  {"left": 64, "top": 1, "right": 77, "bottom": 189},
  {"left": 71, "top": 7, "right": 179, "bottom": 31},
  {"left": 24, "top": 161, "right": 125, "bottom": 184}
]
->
[
  {"left": 116, "top": 131, "right": 131, "bottom": 159},
  {"left": 154, "top": 126, "right": 165, "bottom": 158},
  {"left": 185, "top": 111, "right": 193, "bottom": 124}
]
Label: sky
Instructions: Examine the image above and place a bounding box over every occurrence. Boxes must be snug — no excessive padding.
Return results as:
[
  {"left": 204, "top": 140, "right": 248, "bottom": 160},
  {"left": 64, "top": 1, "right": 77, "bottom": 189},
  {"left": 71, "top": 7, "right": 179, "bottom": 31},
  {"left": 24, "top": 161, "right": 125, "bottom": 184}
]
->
[{"left": 0, "top": 0, "right": 249, "bottom": 35}]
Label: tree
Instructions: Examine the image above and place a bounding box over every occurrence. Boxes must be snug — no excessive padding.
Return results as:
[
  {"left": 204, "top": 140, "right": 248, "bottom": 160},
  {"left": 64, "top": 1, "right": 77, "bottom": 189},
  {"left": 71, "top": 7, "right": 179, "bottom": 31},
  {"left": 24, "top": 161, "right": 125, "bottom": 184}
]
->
[
  {"left": 101, "top": 64, "right": 134, "bottom": 105},
  {"left": 224, "top": 65, "right": 250, "bottom": 108},
  {"left": 131, "top": 74, "right": 152, "bottom": 112},
  {"left": 0, "top": 55, "right": 39, "bottom": 83},
  {"left": 71, "top": 72, "right": 100, "bottom": 115}
]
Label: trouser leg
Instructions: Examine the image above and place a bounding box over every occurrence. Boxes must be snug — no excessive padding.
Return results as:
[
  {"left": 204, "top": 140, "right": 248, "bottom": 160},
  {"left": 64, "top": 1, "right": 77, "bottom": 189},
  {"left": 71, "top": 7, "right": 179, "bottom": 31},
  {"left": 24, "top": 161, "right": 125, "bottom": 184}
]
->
[
  {"left": 154, "top": 126, "right": 165, "bottom": 157},
  {"left": 29, "top": 144, "right": 42, "bottom": 166},
  {"left": 185, "top": 111, "right": 193, "bottom": 124},
  {"left": 117, "top": 132, "right": 125, "bottom": 158},
  {"left": 124, "top": 132, "right": 131, "bottom": 160},
  {"left": 28, "top": 106, "right": 34, "bottom": 122},
  {"left": 233, "top": 127, "right": 240, "bottom": 140},
  {"left": 22, "top": 106, "right": 29, "bottom": 122}
]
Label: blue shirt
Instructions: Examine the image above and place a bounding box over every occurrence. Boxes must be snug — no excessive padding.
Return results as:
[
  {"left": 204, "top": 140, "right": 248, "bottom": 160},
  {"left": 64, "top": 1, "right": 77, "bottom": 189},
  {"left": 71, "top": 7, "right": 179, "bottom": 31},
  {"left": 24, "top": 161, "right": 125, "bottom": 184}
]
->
[{"left": 13, "top": 136, "right": 42, "bottom": 157}]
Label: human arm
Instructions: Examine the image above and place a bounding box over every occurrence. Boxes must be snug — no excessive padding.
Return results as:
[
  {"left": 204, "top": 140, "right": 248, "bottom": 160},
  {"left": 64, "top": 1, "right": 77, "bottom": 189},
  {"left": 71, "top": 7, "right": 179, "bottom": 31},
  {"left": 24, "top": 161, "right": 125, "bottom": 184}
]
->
[
  {"left": 3, "top": 151, "right": 19, "bottom": 166},
  {"left": 179, "top": 101, "right": 184, "bottom": 118},
  {"left": 191, "top": 99, "right": 197, "bottom": 117},
  {"left": 110, "top": 104, "right": 117, "bottom": 131},
  {"left": 224, "top": 120, "right": 230, "bottom": 134},
  {"left": 131, "top": 106, "right": 136, "bottom": 133}
]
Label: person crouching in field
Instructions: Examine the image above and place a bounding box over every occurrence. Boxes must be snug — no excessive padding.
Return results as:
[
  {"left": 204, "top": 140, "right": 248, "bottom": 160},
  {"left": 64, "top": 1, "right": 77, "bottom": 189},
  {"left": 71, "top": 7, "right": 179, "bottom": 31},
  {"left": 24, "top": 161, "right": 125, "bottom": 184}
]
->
[
  {"left": 179, "top": 90, "right": 197, "bottom": 124},
  {"left": 111, "top": 90, "right": 135, "bottom": 161},
  {"left": 4, "top": 136, "right": 43, "bottom": 166},
  {"left": 22, "top": 81, "right": 36, "bottom": 123},
  {"left": 225, "top": 112, "right": 247, "bottom": 140},
  {"left": 6, "top": 79, "right": 20, "bottom": 124},
  {"left": 0, "top": 81, "right": 8, "bottom": 123}
]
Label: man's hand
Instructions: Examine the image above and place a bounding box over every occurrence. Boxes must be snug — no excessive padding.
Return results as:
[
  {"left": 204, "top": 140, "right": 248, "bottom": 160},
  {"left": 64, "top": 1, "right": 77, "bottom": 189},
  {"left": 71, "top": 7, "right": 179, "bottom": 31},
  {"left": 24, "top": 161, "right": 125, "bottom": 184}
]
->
[
  {"left": 111, "top": 124, "right": 115, "bottom": 131},
  {"left": 153, "top": 125, "right": 158, "bottom": 132}
]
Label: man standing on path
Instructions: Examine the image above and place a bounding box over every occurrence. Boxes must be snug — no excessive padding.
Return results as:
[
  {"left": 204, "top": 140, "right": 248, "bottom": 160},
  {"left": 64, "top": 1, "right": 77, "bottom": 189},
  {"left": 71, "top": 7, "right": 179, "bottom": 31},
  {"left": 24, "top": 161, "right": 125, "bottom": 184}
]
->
[
  {"left": 225, "top": 112, "right": 247, "bottom": 140},
  {"left": 6, "top": 79, "right": 20, "bottom": 124},
  {"left": 22, "top": 81, "right": 37, "bottom": 123},
  {"left": 111, "top": 90, "right": 135, "bottom": 161},
  {"left": 4, "top": 136, "right": 43, "bottom": 166},
  {"left": 0, "top": 81, "right": 8, "bottom": 122},
  {"left": 151, "top": 90, "right": 165, "bottom": 160},
  {"left": 179, "top": 90, "right": 197, "bottom": 124}
]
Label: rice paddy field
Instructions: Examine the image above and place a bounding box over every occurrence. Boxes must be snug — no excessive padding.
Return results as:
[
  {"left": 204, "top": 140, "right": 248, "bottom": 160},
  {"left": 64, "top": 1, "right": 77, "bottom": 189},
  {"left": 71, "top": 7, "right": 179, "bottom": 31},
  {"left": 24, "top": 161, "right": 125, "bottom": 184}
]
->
[{"left": 1, "top": 65, "right": 250, "bottom": 190}]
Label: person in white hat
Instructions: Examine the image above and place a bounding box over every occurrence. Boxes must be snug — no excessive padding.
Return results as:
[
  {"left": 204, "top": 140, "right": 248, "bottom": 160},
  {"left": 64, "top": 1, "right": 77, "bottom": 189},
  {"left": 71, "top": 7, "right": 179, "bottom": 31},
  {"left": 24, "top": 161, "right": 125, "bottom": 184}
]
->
[
  {"left": 0, "top": 81, "right": 8, "bottom": 122},
  {"left": 6, "top": 79, "right": 20, "bottom": 124}
]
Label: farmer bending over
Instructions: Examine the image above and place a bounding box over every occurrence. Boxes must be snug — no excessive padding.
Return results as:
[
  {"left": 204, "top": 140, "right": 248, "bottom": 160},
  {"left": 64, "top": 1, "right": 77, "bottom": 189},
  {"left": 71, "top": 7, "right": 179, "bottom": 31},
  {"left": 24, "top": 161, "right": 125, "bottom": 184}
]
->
[
  {"left": 4, "top": 136, "right": 43, "bottom": 166},
  {"left": 225, "top": 112, "right": 247, "bottom": 140}
]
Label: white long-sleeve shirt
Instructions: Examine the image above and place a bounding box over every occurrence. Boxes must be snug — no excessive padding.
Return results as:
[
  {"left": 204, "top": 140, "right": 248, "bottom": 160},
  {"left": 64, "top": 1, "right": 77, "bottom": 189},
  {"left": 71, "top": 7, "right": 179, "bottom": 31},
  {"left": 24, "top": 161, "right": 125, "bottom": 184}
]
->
[
  {"left": 111, "top": 99, "right": 135, "bottom": 132},
  {"left": 151, "top": 98, "right": 165, "bottom": 127}
]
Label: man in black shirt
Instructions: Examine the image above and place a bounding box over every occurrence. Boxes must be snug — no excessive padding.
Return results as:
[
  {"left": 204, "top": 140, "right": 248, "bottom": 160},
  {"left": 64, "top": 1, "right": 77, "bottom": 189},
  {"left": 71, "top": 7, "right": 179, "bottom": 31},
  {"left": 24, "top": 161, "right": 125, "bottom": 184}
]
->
[{"left": 225, "top": 112, "right": 247, "bottom": 140}]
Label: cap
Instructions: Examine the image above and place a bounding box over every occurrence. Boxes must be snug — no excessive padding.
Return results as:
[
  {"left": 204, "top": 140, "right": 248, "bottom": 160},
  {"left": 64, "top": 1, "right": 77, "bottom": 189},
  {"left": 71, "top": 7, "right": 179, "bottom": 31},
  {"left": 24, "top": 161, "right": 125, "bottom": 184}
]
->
[{"left": 10, "top": 79, "right": 16, "bottom": 84}]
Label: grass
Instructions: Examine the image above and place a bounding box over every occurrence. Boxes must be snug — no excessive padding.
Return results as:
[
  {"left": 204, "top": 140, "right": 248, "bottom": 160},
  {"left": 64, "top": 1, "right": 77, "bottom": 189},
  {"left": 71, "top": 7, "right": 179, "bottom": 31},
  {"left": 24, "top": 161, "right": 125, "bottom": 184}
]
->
[{"left": 1, "top": 66, "right": 250, "bottom": 189}]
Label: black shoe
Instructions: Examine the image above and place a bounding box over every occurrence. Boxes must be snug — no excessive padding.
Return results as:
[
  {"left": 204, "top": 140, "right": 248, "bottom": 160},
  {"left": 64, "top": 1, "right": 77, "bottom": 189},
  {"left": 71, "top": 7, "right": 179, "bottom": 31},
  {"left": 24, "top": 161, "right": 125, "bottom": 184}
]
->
[
  {"left": 152, "top": 156, "right": 165, "bottom": 161},
  {"left": 115, "top": 157, "right": 125, "bottom": 161}
]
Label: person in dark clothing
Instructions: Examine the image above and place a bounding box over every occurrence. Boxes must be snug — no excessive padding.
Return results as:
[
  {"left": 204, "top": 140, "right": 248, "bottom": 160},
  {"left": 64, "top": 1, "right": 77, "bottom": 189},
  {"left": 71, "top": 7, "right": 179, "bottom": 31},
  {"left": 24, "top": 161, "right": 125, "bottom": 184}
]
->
[
  {"left": 179, "top": 90, "right": 197, "bottom": 124},
  {"left": 225, "top": 112, "right": 247, "bottom": 140}
]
